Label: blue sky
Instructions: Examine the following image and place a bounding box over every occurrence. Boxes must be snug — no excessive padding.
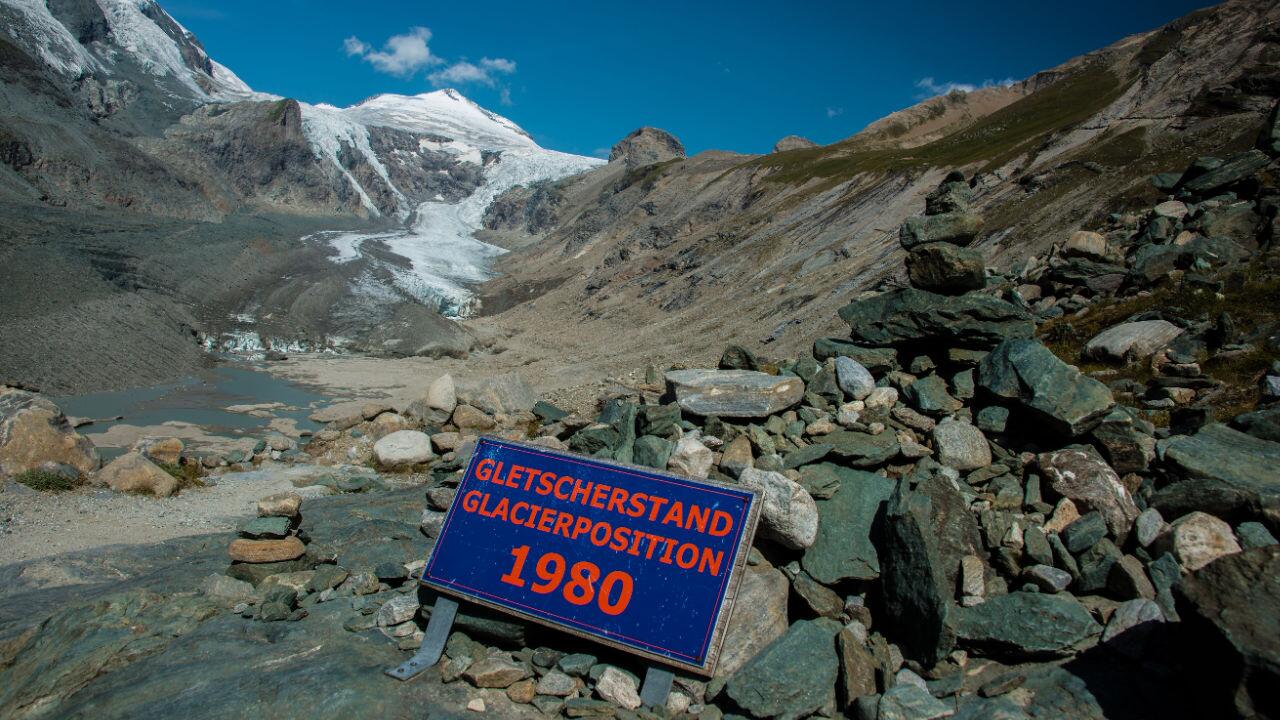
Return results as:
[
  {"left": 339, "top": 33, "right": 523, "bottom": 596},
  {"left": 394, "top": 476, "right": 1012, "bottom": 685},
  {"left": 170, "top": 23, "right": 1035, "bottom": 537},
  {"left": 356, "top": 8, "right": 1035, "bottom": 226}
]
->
[{"left": 167, "top": 0, "right": 1211, "bottom": 158}]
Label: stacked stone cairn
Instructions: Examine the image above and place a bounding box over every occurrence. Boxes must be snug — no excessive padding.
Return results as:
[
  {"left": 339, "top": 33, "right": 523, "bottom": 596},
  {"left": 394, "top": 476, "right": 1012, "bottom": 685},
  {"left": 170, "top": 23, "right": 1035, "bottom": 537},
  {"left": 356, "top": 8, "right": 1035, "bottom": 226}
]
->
[{"left": 900, "top": 170, "right": 987, "bottom": 295}]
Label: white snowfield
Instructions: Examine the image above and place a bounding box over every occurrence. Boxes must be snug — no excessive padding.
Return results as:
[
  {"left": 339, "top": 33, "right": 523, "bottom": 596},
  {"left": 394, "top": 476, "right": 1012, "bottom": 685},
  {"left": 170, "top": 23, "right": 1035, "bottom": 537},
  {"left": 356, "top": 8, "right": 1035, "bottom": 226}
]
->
[
  {"left": 299, "top": 90, "right": 602, "bottom": 316},
  {"left": 2, "top": 0, "right": 603, "bottom": 317}
]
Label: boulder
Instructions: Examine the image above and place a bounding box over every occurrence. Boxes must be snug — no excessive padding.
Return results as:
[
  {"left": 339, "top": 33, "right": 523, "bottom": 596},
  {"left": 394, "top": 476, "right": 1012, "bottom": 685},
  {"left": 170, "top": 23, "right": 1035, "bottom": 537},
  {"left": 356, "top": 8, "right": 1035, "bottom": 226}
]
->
[
  {"left": 1174, "top": 545, "right": 1280, "bottom": 718},
  {"left": 899, "top": 212, "right": 982, "bottom": 249},
  {"left": 717, "top": 561, "right": 790, "bottom": 676},
  {"left": 906, "top": 242, "right": 986, "bottom": 294},
  {"left": 1152, "top": 424, "right": 1280, "bottom": 524},
  {"left": 738, "top": 468, "right": 819, "bottom": 549},
  {"left": 724, "top": 619, "right": 840, "bottom": 719},
  {"left": 1179, "top": 149, "right": 1271, "bottom": 196},
  {"left": 823, "top": 429, "right": 900, "bottom": 467},
  {"left": 1063, "top": 230, "right": 1109, "bottom": 261},
  {"left": 407, "top": 374, "right": 457, "bottom": 424},
  {"left": 0, "top": 388, "right": 98, "bottom": 478},
  {"left": 96, "top": 452, "right": 178, "bottom": 497},
  {"left": 882, "top": 483, "right": 955, "bottom": 665},
  {"left": 132, "top": 436, "right": 183, "bottom": 466},
  {"left": 905, "top": 375, "right": 963, "bottom": 416},
  {"left": 452, "top": 405, "right": 495, "bottom": 432},
  {"left": 977, "top": 339, "right": 1114, "bottom": 437},
  {"left": 1152, "top": 511, "right": 1241, "bottom": 572},
  {"left": 933, "top": 418, "right": 991, "bottom": 471},
  {"left": 227, "top": 537, "right": 306, "bottom": 563},
  {"left": 258, "top": 491, "right": 303, "bottom": 518},
  {"left": 772, "top": 135, "right": 817, "bottom": 152},
  {"left": 834, "top": 356, "right": 876, "bottom": 400},
  {"left": 925, "top": 179, "right": 973, "bottom": 215},
  {"left": 373, "top": 430, "right": 435, "bottom": 468},
  {"left": 1083, "top": 320, "right": 1184, "bottom": 363},
  {"left": 665, "top": 369, "right": 803, "bottom": 418},
  {"left": 609, "top": 126, "right": 685, "bottom": 169},
  {"left": 1037, "top": 446, "right": 1139, "bottom": 542},
  {"left": 595, "top": 667, "right": 641, "bottom": 709},
  {"left": 951, "top": 592, "right": 1101, "bottom": 660},
  {"left": 801, "top": 468, "right": 895, "bottom": 583},
  {"left": 457, "top": 373, "right": 536, "bottom": 415},
  {"left": 838, "top": 288, "right": 1034, "bottom": 350},
  {"left": 666, "top": 436, "right": 712, "bottom": 479}
]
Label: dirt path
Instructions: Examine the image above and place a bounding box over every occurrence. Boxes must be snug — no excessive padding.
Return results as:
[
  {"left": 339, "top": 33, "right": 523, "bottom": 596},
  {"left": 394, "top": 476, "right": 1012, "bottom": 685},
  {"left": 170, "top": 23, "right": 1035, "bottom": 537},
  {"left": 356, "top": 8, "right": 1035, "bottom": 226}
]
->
[{"left": 0, "top": 464, "right": 345, "bottom": 564}]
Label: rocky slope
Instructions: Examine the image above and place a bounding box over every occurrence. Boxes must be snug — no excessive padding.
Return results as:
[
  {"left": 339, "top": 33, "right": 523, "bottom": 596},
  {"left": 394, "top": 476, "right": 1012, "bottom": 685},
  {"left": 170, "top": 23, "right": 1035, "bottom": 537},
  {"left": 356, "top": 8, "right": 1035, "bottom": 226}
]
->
[
  {"left": 2, "top": 143, "right": 1279, "bottom": 717},
  {"left": 0, "top": 0, "right": 599, "bottom": 394},
  {"left": 475, "top": 0, "right": 1280, "bottom": 388}
]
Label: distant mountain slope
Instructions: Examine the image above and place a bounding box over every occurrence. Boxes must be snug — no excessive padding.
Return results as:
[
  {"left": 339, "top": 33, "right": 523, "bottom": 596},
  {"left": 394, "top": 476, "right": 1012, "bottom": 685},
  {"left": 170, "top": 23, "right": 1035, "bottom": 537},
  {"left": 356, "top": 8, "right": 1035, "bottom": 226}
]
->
[
  {"left": 0, "top": 0, "right": 600, "bottom": 393},
  {"left": 473, "top": 0, "right": 1280, "bottom": 385}
]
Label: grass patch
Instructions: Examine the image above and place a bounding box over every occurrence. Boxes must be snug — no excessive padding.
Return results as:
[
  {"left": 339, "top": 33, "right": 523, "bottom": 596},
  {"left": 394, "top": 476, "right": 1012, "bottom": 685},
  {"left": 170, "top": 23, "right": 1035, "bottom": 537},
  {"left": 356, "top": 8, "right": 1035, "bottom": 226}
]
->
[
  {"left": 158, "top": 461, "right": 206, "bottom": 490},
  {"left": 750, "top": 64, "right": 1127, "bottom": 191},
  {"left": 14, "top": 469, "right": 79, "bottom": 492},
  {"left": 1040, "top": 266, "right": 1280, "bottom": 422}
]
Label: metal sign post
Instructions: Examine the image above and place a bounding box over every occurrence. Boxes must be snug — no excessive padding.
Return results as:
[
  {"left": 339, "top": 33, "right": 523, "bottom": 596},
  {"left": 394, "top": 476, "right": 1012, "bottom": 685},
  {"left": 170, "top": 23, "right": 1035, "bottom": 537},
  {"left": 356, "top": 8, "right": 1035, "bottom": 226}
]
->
[{"left": 384, "top": 596, "right": 459, "bottom": 681}]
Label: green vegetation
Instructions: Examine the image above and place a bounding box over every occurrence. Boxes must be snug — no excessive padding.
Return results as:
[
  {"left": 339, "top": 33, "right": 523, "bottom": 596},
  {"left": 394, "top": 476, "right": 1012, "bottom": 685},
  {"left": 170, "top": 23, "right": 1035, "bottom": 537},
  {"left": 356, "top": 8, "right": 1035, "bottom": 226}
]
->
[
  {"left": 158, "top": 461, "right": 205, "bottom": 490},
  {"left": 615, "top": 158, "right": 681, "bottom": 193},
  {"left": 13, "top": 469, "right": 79, "bottom": 492},
  {"left": 1040, "top": 266, "right": 1280, "bottom": 422},
  {"left": 751, "top": 65, "right": 1127, "bottom": 193}
]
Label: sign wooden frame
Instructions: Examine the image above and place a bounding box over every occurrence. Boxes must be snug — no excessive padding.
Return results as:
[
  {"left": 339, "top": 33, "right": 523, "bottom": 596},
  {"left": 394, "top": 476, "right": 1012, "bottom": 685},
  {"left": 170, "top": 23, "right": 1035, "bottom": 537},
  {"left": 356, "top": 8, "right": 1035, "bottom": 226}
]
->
[{"left": 418, "top": 436, "right": 761, "bottom": 676}]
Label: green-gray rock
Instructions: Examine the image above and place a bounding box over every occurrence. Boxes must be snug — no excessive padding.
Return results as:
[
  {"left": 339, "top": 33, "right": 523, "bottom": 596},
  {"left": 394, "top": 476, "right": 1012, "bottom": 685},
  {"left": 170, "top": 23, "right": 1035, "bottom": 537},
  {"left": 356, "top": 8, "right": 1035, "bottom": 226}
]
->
[
  {"left": 881, "top": 483, "right": 954, "bottom": 665},
  {"left": 797, "top": 462, "right": 844, "bottom": 499},
  {"left": 238, "top": 516, "right": 292, "bottom": 539},
  {"left": 782, "top": 442, "right": 831, "bottom": 470},
  {"left": 899, "top": 212, "right": 982, "bottom": 249},
  {"left": 906, "top": 242, "right": 986, "bottom": 294},
  {"left": 1179, "top": 149, "right": 1271, "bottom": 196},
  {"left": 802, "top": 469, "right": 896, "bottom": 583},
  {"left": 636, "top": 404, "right": 682, "bottom": 437},
  {"left": 1174, "top": 545, "right": 1280, "bottom": 718},
  {"left": 1152, "top": 424, "right": 1280, "bottom": 523},
  {"left": 631, "top": 435, "right": 674, "bottom": 469},
  {"left": 838, "top": 288, "right": 1033, "bottom": 350},
  {"left": 951, "top": 592, "right": 1101, "bottom": 660},
  {"left": 977, "top": 339, "right": 1114, "bottom": 437},
  {"left": 1231, "top": 404, "right": 1280, "bottom": 443},
  {"left": 812, "top": 339, "right": 900, "bottom": 373},
  {"left": 725, "top": 619, "right": 840, "bottom": 719},
  {"left": 905, "top": 374, "right": 963, "bottom": 416},
  {"left": 823, "top": 429, "right": 900, "bottom": 467}
]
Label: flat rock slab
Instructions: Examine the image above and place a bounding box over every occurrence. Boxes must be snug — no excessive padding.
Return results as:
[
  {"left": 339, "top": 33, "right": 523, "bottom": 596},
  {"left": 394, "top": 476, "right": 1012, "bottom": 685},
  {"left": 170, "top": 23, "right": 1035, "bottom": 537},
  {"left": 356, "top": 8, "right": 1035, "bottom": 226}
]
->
[
  {"left": 951, "top": 592, "right": 1101, "bottom": 660},
  {"left": 665, "top": 369, "right": 803, "bottom": 418},
  {"left": 1152, "top": 423, "right": 1280, "bottom": 522},
  {"left": 1084, "top": 320, "right": 1184, "bottom": 363},
  {"left": 978, "top": 339, "right": 1114, "bottom": 437},
  {"left": 227, "top": 536, "right": 306, "bottom": 563},
  {"left": 838, "top": 288, "right": 1034, "bottom": 350}
]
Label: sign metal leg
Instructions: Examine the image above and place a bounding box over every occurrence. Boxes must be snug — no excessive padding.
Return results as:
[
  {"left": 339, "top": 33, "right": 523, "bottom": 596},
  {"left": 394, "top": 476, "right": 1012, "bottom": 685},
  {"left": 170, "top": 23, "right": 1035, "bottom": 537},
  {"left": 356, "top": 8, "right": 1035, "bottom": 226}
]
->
[
  {"left": 639, "top": 665, "right": 675, "bottom": 709},
  {"left": 384, "top": 596, "right": 459, "bottom": 681}
]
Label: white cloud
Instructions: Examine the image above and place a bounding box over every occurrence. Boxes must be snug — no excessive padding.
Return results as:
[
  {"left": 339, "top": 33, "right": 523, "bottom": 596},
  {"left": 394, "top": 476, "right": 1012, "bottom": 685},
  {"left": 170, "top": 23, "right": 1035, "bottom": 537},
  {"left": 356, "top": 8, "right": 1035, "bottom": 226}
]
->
[
  {"left": 915, "top": 76, "right": 1016, "bottom": 99},
  {"left": 345, "top": 27, "right": 440, "bottom": 78},
  {"left": 428, "top": 56, "right": 517, "bottom": 88},
  {"left": 826, "top": 107, "right": 844, "bottom": 118}
]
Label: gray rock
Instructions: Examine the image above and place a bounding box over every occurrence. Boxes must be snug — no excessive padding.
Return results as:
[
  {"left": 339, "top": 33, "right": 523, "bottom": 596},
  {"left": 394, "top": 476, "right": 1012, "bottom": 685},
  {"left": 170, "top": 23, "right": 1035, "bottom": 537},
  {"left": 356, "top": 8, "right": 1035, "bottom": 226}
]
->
[
  {"left": 773, "top": 135, "right": 817, "bottom": 152},
  {"left": 1237, "top": 521, "right": 1279, "bottom": 549},
  {"left": 835, "top": 356, "right": 876, "bottom": 400},
  {"left": 1174, "top": 545, "right": 1280, "bottom": 718},
  {"left": 1083, "top": 320, "right": 1184, "bottom": 363},
  {"left": 978, "top": 339, "right": 1115, "bottom": 437},
  {"left": 1152, "top": 424, "right": 1280, "bottom": 524},
  {"left": 667, "top": 436, "right": 713, "bottom": 479},
  {"left": 878, "top": 682, "right": 955, "bottom": 720},
  {"left": 739, "top": 468, "right": 819, "bottom": 549},
  {"left": 1134, "top": 507, "right": 1167, "bottom": 548},
  {"left": 1038, "top": 446, "right": 1138, "bottom": 541},
  {"left": 951, "top": 592, "right": 1101, "bottom": 660},
  {"left": 609, "top": 126, "right": 685, "bottom": 169},
  {"left": 665, "top": 369, "right": 804, "bottom": 418},
  {"left": 882, "top": 483, "right": 955, "bottom": 665},
  {"left": 1151, "top": 510, "right": 1241, "bottom": 572},
  {"left": 595, "top": 666, "right": 641, "bottom": 709},
  {"left": 823, "top": 429, "right": 901, "bottom": 467},
  {"left": 802, "top": 468, "right": 896, "bottom": 583},
  {"left": 557, "top": 653, "right": 597, "bottom": 677},
  {"left": 1179, "top": 149, "right": 1271, "bottom": 196},
  {"left": 631, "top": 435, "right": 674, "bottom": 469},
  {"left": 812, "top": 339, "right": 900, "bottom": 373},
  {"left": 1023, "top": 564, "right": 1072, "bottom": 593},
  {"left": 906, "top": 242, "right": 986, "bottom": 294},
  {"left": 899, "top": 212, "right": 982, "bottom": 249},
  {"left": 933, "top": 418, "right": 992, "bottom": 471},
  {"left": 200, "top": 573, "right": 255, "bottom": 605},
  {"left": 456, "top": 373, "right": 536, "bottom": 415},
  {"left": 372, "top": 430, "right": 435, "bottom": 468},
  {"left": 724, "top": 619, "right": 840, "bottom": 719},
  {"left": 717, "top": 561, "right": 790, "bottom": 676},
  {"left": 839, "top": 289, "right": 1034, "bottom": 350},
  {"left": 905, "top": 375, "right": 964, "bottom": 416}
]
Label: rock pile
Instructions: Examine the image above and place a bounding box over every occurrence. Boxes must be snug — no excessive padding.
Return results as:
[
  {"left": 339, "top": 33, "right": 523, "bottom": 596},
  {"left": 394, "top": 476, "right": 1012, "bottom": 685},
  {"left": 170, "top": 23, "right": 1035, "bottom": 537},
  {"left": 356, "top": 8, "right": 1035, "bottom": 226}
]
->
[
  {"left": 226, "top": 491, "right": 310, "bottom": 598},
  {"left": 900, "top": 171, "right": 987, "bottom": 295}
]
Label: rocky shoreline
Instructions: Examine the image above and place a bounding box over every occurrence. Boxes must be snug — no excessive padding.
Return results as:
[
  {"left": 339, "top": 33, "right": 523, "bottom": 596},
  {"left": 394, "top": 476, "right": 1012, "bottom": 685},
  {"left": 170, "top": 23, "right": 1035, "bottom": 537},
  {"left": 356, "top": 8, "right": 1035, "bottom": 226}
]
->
[{"left": 3, "top": 142, "right": 1280, "bottom": 718}]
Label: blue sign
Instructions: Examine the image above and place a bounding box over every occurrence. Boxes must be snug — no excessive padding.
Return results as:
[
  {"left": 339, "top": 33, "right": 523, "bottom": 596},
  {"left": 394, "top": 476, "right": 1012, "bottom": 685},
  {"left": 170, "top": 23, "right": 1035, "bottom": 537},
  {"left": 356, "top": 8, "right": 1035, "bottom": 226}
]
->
[{"left": 420, "top": 436, "right": 760, "bottom": 674}]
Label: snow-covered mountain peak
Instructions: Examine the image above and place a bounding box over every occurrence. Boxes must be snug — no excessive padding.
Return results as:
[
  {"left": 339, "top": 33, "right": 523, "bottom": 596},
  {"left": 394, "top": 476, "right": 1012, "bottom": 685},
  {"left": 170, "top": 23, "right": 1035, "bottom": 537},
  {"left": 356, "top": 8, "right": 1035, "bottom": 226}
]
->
[{"left": 340, "top": 88, "right": 537, "bottom": 150}]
